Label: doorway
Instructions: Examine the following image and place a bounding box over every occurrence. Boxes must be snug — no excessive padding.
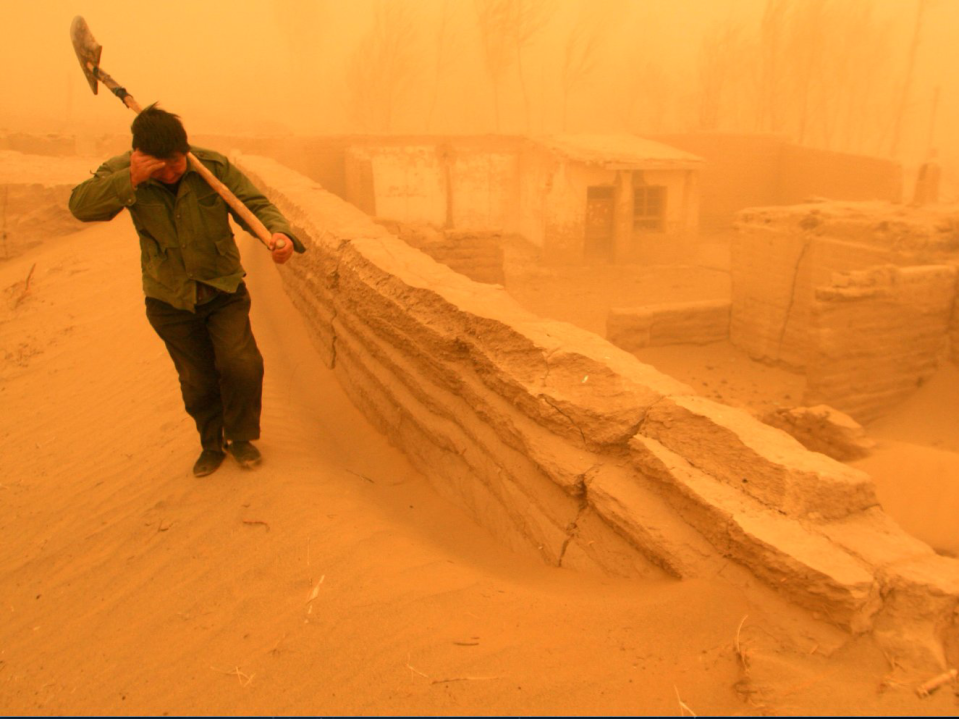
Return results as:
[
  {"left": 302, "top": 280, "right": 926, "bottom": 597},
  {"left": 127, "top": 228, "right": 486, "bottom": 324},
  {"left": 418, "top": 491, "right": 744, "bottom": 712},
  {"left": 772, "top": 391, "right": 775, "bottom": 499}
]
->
[{"left": 585, "top": 185, "right": 614, "bottom": 262}]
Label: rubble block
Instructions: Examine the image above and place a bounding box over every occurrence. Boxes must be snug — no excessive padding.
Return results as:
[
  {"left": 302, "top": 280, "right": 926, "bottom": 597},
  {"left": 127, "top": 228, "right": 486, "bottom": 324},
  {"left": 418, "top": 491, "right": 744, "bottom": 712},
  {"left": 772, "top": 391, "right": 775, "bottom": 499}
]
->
[
  {"left": 629, "top": 435, "right": 881, "bottom": 631},
  {"left": 761, "top": 404, "right": 875, "bottom": 461},
  {"left": 606, "top": 299, "right": 730, "bottom": 351},
  {"left": 235, "top": 153, "right": 959, "bottom": 671},
  {"left": 641, "top": 394, "right": 877, "bottom": 520},
  {"left": 874, "top": 556, "right": 959, "bottom": 670}
]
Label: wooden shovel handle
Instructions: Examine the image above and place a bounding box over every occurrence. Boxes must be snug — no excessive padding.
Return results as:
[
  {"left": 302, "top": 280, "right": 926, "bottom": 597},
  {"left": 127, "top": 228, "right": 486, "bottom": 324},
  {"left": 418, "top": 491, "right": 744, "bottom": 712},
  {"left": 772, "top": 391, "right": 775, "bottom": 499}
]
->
[
  {"left": 185, "top": 152, "right": 274, "bottom": 250},
  {"left": 90, "top": 63, "right": 276, "bottom": 251}
]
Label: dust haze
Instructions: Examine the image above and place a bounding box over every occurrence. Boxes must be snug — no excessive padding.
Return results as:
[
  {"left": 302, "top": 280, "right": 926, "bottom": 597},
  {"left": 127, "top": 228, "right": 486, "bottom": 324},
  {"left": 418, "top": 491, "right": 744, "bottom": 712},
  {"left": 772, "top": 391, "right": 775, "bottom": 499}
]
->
[
  {"left": 6, "top": 2, "right": 959, "bottom": 715},
  {"left": 4, "top": 0, "right": 958, "bottom": 185}
]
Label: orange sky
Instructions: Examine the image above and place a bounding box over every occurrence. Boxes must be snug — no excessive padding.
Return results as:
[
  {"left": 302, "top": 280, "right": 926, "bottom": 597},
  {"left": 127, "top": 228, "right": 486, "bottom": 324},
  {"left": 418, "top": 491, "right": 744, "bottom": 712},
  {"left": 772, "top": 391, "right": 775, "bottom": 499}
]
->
[{"left": 3, "top": 1, "right": 957, "bottom": 179}]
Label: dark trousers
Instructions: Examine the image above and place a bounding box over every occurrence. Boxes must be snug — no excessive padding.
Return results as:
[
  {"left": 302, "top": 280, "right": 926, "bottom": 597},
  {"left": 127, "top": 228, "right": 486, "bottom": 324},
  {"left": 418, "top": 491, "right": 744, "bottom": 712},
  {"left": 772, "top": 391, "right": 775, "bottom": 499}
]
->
[{"left": 146, "top": 283, "right": 264, "bottom": 452}]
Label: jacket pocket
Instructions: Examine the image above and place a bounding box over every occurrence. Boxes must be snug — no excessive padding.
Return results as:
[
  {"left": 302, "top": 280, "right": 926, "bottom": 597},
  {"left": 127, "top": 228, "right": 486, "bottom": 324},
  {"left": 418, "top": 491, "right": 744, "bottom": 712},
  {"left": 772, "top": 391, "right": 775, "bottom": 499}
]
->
[
  {"left": 139, "top": 234, "right": 166, "bottom": 273},
  {"left": 195, "top": 189, "right": 232, "bottom": 241},
  {"left": 212, "top": 234, "right": 242, "bottom": 275}
]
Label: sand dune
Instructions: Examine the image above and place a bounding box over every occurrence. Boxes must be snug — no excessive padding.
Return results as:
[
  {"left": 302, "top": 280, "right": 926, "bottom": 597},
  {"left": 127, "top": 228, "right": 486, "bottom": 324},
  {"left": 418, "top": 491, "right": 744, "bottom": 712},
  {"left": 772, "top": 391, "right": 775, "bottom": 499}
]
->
[{"left": 0, "top": 216, "right": 956, "bottom": 714}]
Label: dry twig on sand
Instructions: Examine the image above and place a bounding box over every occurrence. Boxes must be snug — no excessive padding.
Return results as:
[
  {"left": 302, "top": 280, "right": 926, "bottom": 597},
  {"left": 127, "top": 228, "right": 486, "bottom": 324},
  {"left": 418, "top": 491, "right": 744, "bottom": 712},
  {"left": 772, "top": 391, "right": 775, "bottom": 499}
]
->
[
  {"left": 14, "top": 263, "right": 36, "bottom": 306},
  {"left": 211, "top": 665, "right": 255, "bottom": 687},
  {"left": 306, "top": 575, "right": 325, "bottom": 603},
  {"left": 269, "top": 633, "right": 288, "bottom": 657},
  {"left": 431, "top": 675, "right": 501, "bottom": 685},
  {"left": 735, "top": 614, "right": 750, "bottom": 670},
  {"left": 406, "top": 653, "right": 430, "bottom": 681},
  {"left": 347, "top": 469, "right": 376, "bottom": 484},
  {"left": 675, "top": 685, "right": 697, "bottom": 717},
  {"left": 916, "top": 668, "right": 957, "bottom": 698}
]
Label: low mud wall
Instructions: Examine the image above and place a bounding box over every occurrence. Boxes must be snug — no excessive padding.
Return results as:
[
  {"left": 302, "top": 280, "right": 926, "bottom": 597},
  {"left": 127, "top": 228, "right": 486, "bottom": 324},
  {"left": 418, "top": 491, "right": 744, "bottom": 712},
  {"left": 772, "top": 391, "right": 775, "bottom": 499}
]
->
[
  {"left": 730, "top": 224, "right": 896, "bottom": 370},
  {"left": 237, "top": 154, "right": 959, "bottom": 671},
  {"left": 734, "top": 205, "right": 959, "bottom": 421},
  {"left": 374, "top": 220, "right": 505, "bottom": 286},
  {"left": 806, "top": 266, "right": 957, "bottom": 422},
  {"left": 607, "top": 300, "right": 730, "bottom": 352}
]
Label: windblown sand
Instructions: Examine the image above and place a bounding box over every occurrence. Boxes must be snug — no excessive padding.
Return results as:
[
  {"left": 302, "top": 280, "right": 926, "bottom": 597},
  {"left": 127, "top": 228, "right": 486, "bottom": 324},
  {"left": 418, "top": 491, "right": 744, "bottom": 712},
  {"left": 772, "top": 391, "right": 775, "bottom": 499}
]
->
[{"left": 1, "top": 192, "right": 957, "bottom": 714}]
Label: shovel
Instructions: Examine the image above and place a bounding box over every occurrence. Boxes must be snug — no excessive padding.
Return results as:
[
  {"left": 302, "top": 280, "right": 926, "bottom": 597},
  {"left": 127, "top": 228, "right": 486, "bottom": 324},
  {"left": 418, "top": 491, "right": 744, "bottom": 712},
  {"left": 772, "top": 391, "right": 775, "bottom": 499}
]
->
[{"left": 69, "top": 16, "right": 284, "bottom": 252}]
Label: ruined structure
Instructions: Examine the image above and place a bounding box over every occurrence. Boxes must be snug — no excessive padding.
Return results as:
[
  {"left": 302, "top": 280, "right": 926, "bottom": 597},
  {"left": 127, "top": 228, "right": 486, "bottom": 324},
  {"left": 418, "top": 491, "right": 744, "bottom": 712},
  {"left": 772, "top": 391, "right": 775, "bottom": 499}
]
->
[
  {"left": 236, "top": 153, "right": 959, "bottom": 672},
  {"left": 5, "top": 134, "right": 955, "bottom": 671},
  {"left": 733, "top": 201, "right": 959, "bottom": 422},
  {"left": 344, "top": 134, "right": 702, "bottom": 266}
]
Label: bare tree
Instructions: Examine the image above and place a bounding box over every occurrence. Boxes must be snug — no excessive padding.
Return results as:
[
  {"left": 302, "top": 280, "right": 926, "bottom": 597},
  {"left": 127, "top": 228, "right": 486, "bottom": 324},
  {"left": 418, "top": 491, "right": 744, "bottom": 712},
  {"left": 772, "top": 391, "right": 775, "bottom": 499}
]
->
[
  {"left": 272, "top": 0, "right": 332, "bottom": 68},
  {"left": 345, "top": 1, "right": 422, "bottom": 132},
  {"left": 511, "top": 0, "right": 556, "bottom": 133},
  {"left": 426, "top": 0, "right": 461, "bottom": 132},
  {"left": 474, "top": 0, "right": 515, "bottom": 131},
  {"left": 756, "top": 0, "right": 791, "bottom": 133},
  {"left": 888, "top": 0, "right": 934, "bottom": 157},
  {"left": 787, "top": 0, "right": 828, "bottom": 145},
  {"left": 272, "top": 0, "right": 335, "bottom": 125},
  {"left": 696, "top": 19, "right": 747, "bottom": 131},
  {"left": 560, "top": 1, "right": 619, "bottom": 132},
  {"left": 813, "top": 0, "right": 892, "bottom": 152}
]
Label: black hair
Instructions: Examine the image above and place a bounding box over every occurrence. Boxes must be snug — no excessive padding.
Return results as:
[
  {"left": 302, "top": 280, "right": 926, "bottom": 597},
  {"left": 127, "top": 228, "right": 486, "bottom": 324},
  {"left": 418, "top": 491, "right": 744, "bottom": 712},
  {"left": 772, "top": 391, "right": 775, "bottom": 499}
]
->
[{"left": 131, "top": 103, "right": 189, "bottom": 158}]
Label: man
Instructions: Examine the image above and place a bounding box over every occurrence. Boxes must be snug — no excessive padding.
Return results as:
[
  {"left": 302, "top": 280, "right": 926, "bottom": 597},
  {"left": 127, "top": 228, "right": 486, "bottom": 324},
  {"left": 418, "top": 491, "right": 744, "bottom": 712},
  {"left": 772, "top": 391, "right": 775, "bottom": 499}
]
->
[{"left": 69, "top": 104, "right": 305, "bottom": 477}]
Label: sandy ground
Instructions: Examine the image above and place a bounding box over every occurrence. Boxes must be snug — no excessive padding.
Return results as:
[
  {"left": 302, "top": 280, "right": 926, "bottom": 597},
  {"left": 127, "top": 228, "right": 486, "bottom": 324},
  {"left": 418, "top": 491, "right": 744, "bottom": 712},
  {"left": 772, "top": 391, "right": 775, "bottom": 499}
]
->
[{"left": 1, "top": 218, "right": 958, "bottom": 715}]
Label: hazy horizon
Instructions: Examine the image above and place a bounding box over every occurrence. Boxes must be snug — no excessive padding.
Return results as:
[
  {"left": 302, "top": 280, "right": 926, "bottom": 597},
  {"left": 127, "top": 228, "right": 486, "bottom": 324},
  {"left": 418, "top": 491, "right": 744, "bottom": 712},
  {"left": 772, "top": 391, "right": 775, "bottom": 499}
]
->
[{"left": 5, "top": 1, "right": 958, "bottom": 189}]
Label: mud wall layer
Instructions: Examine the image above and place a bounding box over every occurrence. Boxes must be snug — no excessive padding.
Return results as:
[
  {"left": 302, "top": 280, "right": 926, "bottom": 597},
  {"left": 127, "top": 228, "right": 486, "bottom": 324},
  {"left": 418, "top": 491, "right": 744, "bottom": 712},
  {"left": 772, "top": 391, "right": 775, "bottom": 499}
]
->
[
  {"left": 731, "top": 225, "right": 896, "bottom": 369},
  {"left": 607, "top": 300, "right": 730, "bottom": 351},
  {"left": 806, "top": 265, "right": 957, "bottom": 422},
  {"left": 236, "top": 154, "right": 959, "bottom": 670},
  {"left": 375, "top": 221, "right": 505, "bottom": 286}
]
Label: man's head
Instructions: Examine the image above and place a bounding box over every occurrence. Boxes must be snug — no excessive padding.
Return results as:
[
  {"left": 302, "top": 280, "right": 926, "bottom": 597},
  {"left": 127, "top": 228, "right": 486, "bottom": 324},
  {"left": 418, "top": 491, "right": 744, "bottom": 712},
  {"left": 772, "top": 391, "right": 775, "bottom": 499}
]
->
[{"left": 131, "top": 104, "right": 189, "bottom": 184}]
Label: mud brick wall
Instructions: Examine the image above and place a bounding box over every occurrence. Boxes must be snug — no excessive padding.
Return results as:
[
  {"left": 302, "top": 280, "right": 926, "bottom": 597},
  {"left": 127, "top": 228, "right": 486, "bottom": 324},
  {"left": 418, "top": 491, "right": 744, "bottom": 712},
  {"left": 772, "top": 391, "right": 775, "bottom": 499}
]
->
[
  {"left": 236, "top": 153, "right": 959, "bottom": 670},
  {"left": 731, "top": 220, "right": 897, "bottom": 370},
  {"left": 805, "top": 265, "right": 958, "bottom": 422},
  {"left": 607, "top": 300, "right": 730, "bottom": 352},
  {"left": 376, "top": 220, "right": 505, "bottom": 285}
]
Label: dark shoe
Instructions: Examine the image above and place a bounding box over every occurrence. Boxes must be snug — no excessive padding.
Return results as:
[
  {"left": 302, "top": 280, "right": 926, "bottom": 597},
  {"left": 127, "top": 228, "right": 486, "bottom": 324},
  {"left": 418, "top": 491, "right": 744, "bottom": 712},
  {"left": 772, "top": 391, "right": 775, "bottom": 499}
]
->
[
  {"left": 227, "top": 440, "right": 262, "bottom": 469},
  {"left": 193, "top": 449, "right": 226, "bottom": 477}
]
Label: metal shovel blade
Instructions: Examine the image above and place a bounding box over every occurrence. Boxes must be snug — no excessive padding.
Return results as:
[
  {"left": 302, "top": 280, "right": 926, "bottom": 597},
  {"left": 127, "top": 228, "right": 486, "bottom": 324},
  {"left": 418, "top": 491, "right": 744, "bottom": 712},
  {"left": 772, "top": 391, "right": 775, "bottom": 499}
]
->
[{"left": 70, "top": 16, "right": 102, "bottom": 95}]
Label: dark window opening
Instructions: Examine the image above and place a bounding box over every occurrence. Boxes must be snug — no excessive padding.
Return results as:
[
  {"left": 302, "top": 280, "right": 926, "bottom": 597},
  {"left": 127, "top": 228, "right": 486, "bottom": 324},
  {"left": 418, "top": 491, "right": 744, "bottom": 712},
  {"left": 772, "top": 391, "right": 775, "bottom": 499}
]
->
[{"left": 633, "top": 185, "right": 666, "bottom": 231}]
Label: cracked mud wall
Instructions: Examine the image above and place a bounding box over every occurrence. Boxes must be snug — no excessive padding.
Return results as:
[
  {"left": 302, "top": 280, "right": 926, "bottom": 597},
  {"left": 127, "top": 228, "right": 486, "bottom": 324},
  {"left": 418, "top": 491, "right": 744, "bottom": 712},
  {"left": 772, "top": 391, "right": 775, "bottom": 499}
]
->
[
  {"left": 607, "top": 299, "right": 731, "bottom": 352},
  {"left": 236, "top": 154, "right": 959, "bottom": 671},
  {"left": 730, "top": 223, "right": 897, "bottom": 369},
  {"left": 806, "top": 265, "right": 957, "bottom": 422},
  {"left": 733, "top": 205, "right": 959, "bottom": 421}
]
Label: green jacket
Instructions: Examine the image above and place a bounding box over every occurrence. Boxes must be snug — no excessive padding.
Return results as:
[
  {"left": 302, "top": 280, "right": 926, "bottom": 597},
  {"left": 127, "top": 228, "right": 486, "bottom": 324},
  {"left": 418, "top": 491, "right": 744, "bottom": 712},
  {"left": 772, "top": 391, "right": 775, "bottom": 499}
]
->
[{"left": 69, "top": 146, "right": 305, "bottom": 312}]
